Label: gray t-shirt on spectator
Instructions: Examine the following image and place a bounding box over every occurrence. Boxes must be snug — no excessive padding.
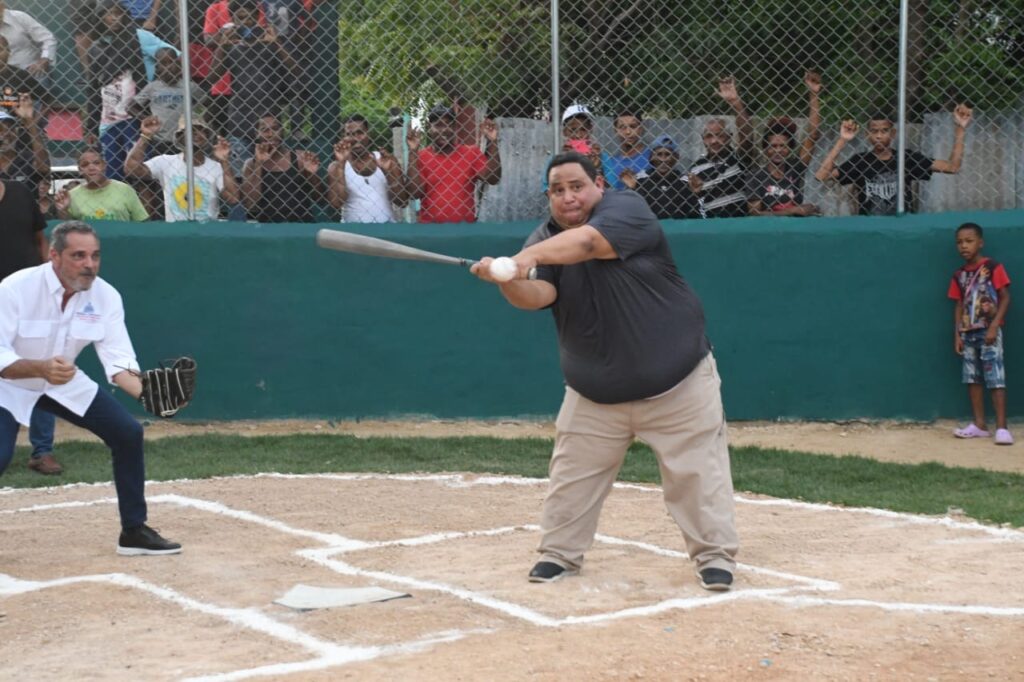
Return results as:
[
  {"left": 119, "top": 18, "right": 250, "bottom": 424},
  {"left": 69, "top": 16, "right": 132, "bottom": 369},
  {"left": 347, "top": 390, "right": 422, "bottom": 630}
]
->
[
  {"left": 525, "top": 190, "right": 710, "bottom": 404},
  {"left": 131, "top": 78, "right": 206, "bottom": 143}
]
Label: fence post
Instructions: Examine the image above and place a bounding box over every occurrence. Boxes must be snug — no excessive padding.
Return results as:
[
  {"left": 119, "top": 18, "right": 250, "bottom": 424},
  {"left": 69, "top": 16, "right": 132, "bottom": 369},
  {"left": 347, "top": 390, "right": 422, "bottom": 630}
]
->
[
  {"left": 550, "top": 0, "right": 560, "bottom": 154},
  {"left": 177, "top": 0, "right": 196, "bottom": 220},
  {"left": 897, "top": 0, "right": 909, "bottom": 215}
]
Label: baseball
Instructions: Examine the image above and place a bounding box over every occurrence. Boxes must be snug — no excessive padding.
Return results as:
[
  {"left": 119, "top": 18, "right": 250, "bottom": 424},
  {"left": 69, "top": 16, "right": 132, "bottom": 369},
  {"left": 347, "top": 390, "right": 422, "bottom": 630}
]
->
[{"left": 490, "top": 257, "right": 519, "bottom": 282}]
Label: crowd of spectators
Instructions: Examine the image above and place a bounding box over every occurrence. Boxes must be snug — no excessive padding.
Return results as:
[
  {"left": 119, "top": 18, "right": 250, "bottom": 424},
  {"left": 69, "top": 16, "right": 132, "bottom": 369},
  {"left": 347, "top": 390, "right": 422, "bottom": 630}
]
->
[{"left": 0, "top": 0, "right": 980, "bottom": 225}]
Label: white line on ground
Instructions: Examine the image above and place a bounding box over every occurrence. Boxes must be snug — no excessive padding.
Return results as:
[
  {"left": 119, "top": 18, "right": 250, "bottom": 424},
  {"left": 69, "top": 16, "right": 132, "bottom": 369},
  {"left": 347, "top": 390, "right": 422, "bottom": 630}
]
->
[{"left": 3, "top": 472, "right": 1023, "bottom": 681}]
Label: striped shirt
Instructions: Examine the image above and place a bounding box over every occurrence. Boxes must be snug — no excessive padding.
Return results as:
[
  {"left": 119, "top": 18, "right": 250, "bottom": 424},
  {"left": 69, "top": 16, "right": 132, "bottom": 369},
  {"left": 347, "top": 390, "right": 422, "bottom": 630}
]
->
[{"left": 689, "top": 150, "right": 749, "bottom": 218}]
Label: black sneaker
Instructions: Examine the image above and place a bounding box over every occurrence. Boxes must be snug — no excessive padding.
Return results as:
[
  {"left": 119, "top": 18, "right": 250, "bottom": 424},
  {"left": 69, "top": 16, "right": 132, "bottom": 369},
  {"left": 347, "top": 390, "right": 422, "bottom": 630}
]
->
[
  {"left": 117, "top": 524, "right": 183, "bottom": 556},
  {"left": 528, "top": 561, "right": 577, "bottom": 583},
  {"left": 697, "top": 567, "right": 733, "bottom": 591}
]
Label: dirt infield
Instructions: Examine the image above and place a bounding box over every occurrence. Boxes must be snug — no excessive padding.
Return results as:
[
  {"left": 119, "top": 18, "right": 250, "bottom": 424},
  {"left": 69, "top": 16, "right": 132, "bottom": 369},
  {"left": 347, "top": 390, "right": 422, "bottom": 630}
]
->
[{"left": 2, "top": 472, "right": 1023, "bottom": 680}]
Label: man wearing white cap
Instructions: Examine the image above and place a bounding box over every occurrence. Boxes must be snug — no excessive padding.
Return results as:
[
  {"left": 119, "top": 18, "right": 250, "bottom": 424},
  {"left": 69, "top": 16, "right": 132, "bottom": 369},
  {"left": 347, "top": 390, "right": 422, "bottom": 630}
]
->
[{"left": 541, "top": 104, "right": 603, "bottom": 189}]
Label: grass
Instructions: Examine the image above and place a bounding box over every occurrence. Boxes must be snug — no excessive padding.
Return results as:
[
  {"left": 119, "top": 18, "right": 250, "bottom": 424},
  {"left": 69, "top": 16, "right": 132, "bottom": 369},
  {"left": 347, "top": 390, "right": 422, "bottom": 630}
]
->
[{"left": 4, "top": 434, "right": 1023, "bottom": 527}]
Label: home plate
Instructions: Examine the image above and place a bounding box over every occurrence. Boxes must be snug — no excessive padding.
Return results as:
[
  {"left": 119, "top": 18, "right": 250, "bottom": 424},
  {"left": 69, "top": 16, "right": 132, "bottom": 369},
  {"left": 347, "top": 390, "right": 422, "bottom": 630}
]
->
[{"left": 274, "top": 584, "right": 411, "bottom": 611}]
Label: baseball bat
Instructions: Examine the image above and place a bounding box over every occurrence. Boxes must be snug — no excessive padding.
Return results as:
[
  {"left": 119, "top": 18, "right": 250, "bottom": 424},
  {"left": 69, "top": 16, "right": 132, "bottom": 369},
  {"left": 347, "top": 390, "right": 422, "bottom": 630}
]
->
[
  {"left": 316, "top": 229, "right": 475, "bottom": 268},
  {"left": 315, "top": 229, "right": 538, "bottom": 279}
]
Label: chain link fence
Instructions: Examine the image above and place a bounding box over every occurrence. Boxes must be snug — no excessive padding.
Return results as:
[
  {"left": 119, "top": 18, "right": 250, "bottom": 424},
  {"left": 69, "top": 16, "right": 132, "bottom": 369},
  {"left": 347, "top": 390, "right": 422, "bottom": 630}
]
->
[{"left": 1, "top": 0, "right": 1021, "bottom": 223}]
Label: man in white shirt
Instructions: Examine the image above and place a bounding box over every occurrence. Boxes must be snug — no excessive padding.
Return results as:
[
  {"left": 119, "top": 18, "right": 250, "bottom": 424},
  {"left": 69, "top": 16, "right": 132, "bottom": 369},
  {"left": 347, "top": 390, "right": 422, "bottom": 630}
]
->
[
  {"left": 0, "top": 221, "right": 182, "bottom": 555},
  {"left": 125, "top": 114, "right": 239, "bottom": 222},
  {"left": 0, "top": 0, "right": 56, "bottom": 78}
]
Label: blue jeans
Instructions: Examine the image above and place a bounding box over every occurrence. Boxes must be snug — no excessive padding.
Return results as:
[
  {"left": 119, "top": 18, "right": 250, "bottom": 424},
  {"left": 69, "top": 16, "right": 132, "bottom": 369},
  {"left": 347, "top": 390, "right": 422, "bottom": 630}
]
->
[
  {"left": 28, "top": 407, "right": 55, "bottom": 459},
  {"left": 1, "top": 392, "right": 147, "bottom": 529},
  {"left": 100, "top": 119, "right": 140, "bottom": 182}
]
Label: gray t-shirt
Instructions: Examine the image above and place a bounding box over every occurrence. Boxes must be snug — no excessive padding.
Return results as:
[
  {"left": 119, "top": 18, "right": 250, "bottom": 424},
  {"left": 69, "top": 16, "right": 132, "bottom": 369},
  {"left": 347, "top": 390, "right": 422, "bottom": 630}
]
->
[
  {"left": 131, "top": 78, "right": 206, "bottom": 142},
  {"left": 525, "top": 190, "right": 710, "bottom": 404}
]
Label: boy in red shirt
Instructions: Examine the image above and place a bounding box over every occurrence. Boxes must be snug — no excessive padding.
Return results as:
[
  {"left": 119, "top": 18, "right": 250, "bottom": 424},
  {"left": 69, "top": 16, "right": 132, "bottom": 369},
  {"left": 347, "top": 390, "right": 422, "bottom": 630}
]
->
[
  {"left": 948, "top": 222, "right": 1012, "bottom": 445},
  {"left": 405, "top": 105, "right": 501, "bottom": 223}
]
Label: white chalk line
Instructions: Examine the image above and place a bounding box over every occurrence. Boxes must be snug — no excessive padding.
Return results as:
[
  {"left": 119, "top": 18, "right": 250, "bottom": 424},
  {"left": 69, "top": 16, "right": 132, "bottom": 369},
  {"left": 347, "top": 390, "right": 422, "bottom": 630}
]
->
[
  {"left": 0, "top": 570, "right": 488, "bottom": 681},
  {"left": 4, "top": 471, "right": 1021, "bottom": 542},
  {"left": 3, "top": 473, "right": 1024, "bottom": 680}
]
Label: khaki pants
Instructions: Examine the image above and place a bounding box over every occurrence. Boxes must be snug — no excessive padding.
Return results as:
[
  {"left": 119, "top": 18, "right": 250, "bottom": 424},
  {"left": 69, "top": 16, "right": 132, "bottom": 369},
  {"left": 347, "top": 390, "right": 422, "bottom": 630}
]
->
[{"left": 538, "top": 353, "right": 739, "bottom": 573}]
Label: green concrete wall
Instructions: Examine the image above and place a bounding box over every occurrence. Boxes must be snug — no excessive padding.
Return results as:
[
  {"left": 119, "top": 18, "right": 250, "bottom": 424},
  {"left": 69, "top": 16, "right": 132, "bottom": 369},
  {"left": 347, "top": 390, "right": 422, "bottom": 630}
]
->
[{"left": 70, "top": 210, "right": 1023, "bottom": 421}]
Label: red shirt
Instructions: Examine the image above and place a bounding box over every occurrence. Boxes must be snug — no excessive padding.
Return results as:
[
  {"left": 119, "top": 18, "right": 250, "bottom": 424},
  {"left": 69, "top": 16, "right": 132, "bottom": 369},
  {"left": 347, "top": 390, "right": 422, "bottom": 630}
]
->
[
  {"left": 203, "top": 1, "right": 266, "bottom": 96},
  {"left": 417, "top": 145, "right": 487, "bottom": 223},
  {"left": 948, "top": 257, "right": 1011, "bottom": 330}
]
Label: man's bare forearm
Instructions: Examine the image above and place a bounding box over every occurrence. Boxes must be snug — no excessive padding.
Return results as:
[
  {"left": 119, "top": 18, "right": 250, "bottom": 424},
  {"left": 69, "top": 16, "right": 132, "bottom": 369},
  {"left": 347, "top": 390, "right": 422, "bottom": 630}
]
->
[{"left": 0, "top": 359, "right": 46, "bottom": 380}]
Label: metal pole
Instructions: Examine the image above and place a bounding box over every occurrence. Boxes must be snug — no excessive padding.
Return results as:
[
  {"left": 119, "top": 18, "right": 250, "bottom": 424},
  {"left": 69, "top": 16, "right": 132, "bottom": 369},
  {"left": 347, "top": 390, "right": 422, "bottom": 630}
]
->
[
  {"left": 178, "top": 0, "right": 196, "bottom": 220},
  {"left": 896, "top": 0, "right": 909, "bottom": 215},
  {"left": 550, "top": 0, "right": 560, "bottom": 153}
]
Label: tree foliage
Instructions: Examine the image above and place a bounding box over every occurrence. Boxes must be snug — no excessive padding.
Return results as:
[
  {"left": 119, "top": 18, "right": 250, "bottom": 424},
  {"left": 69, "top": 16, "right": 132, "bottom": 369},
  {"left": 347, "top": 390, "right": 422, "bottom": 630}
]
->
[{"left": 337, "top": 0, "right": 1024, "bottom": 122}]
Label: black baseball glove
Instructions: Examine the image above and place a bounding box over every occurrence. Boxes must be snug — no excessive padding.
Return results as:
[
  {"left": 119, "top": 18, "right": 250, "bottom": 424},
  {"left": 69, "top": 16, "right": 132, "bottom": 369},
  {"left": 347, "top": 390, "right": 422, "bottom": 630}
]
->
[{"left": 138, "top": 357, "right": 197, "bottom": 418}]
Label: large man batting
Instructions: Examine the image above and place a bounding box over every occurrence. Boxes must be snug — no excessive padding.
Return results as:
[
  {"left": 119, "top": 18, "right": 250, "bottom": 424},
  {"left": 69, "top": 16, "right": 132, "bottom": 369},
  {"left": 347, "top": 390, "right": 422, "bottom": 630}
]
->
[{"left": 471, "top": 151, "right": 739, "bottom": 590}]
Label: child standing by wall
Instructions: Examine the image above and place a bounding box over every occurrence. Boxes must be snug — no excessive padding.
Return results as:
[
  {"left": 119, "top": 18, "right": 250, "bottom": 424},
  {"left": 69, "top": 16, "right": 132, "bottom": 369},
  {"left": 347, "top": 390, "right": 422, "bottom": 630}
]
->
[{"left": 949, "top": 222, "right": 1013, "bottom": 445}]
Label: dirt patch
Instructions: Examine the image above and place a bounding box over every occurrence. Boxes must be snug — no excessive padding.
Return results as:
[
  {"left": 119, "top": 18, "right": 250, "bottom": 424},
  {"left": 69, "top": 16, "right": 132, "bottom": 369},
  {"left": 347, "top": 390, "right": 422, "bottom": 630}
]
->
[
  {"left": 19, "top": 417, "right": 1023, "bottom": 474},
  {"left": 1, "top": 474, "right": 1022, "bottom": 680}
]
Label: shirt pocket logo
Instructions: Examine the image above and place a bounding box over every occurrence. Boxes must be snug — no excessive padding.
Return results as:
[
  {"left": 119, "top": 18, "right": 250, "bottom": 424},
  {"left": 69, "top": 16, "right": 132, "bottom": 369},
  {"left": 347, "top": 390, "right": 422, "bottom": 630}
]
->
[{"left": 70, "top": 319, "right": 105, "bottom": 342}]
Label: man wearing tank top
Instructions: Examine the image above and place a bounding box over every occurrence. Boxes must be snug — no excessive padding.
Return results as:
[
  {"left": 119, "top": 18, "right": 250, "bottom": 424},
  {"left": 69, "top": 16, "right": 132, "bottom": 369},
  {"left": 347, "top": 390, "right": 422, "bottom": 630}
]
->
[
  {"left": 240, "top": 114, "right": 323, "bottom": 223},
  {"left": 327, "top": 114, "right": 407, "bottom": 223}
]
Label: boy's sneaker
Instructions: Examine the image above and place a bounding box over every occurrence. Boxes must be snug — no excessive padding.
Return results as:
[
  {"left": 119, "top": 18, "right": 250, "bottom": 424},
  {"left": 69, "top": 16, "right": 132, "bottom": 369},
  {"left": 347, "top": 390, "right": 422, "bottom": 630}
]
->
[
  {"left": 117, "top": 524, "right": 182, "bottom": 556},
  {"left": 528, "top": 561, "right": 577, "bottom": 583},
  {"left": 954, "top": 424, "right": 990, "bottom": 439},
  {"left": 697, "top": 567, "right": 733, "bottom": 591},
  {"left": 995, "top": 429, "right": 1014, "bottom": 446}
]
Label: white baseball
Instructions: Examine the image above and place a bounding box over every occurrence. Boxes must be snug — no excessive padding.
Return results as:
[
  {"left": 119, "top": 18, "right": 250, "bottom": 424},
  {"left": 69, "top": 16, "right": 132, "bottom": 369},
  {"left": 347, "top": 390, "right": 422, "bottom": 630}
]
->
[{"left": 489, "top": 257, "right": 518, "bottom": 282}]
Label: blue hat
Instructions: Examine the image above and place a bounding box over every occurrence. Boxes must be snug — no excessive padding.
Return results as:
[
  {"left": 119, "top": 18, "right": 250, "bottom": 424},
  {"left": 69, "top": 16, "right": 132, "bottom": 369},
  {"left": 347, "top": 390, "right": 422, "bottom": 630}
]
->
[{"left": 651, "top": 135, "right": 678, "bottom": 153}]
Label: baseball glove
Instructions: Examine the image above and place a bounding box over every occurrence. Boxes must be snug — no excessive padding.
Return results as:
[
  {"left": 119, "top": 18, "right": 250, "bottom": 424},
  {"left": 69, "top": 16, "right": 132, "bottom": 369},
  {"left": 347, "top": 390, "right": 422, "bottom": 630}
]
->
[{"left": 138, "top": 357, "right": 197, "bottom": 418}]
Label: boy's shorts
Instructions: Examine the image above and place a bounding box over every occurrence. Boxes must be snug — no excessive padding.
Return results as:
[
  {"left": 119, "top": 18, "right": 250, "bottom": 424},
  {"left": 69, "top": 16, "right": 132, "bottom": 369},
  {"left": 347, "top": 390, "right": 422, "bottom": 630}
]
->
[{"left": 961, "top": 328, "right": 1006, "bottom": 389}]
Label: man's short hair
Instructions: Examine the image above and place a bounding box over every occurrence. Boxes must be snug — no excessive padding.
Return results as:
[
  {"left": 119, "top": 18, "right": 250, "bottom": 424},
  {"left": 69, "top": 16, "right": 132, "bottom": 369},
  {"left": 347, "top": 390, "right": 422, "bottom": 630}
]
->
[
  {"left": 957, "top": 222, "right": 983, "bottom": 238},
  {"left": 344, "top": 113, "right": 370, "bottom": 130},
  {"left": 614, "top": 109, "right": 643, "bottom": 126},
  {"left": 547, "top": 151, "right": 599, "bottom": 184},
  {"left": 427, "top": 105, "right": 456, "bottom": 124},
  {"left": 51, "top": 221, "right": 98, "bottom": 253},
  {"left": 868, "top": 113, "right": 894, "bottom": 125}
]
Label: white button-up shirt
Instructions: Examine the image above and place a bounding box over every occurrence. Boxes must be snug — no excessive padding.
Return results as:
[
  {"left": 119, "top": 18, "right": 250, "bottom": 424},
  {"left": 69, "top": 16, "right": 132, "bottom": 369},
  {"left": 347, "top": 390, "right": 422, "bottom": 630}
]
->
[
  {"left": 0, "top": 264, "right": 140, "bottom": 425},
  {"left": 0, "top": 9, "right": 57, "bottom": 70}
]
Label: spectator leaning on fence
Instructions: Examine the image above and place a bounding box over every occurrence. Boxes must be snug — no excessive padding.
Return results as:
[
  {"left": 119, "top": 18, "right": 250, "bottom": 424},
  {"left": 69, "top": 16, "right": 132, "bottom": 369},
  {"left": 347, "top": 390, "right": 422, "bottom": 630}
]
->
[
  {"left": 125, "top": 114, "right": 239, "bottom": 221},
  {"left": 541, "top": 104, "right": 604, "bottom": 190},
  {"left": 406, "top": 105, "right": 501, "bottom": 224},
  {"left": 327, "top": 113, "right": 406, "bottom": 223},
  {"left": 602, "top": 109, "right": 650, "bottom": 191},
  {"left": 241, "top": 113, "right": 323, "bottom": 223},
  {"left": 208, "top": 0, "right": 296, "bottom": 177},
  {"left": 0, "top": 98, "right": 48, "bottom": 197},
  {"left": 129, "top": 48, "right": 206, "bottom": 156},
  {"left": 746, "top": 71, "right": 823, "bottom": 217},
  {"left": 0, "top": 0, "right": 55, "bottom": 82},
  {"left": 688, "top": 77, "right": 754, "bottom": 219},
  {"left": 621, "top": 135, "right": 699, "bottom": 220},
  {"left": 814, "top": 105, "right": 973, "bottom": 215},
  {"left": 55, "top": 148, "right": 147, "bottom": 221}
]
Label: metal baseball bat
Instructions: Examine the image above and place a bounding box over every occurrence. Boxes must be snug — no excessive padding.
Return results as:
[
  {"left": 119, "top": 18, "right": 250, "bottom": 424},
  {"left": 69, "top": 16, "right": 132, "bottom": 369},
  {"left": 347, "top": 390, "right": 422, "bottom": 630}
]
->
[
  {"left": 316, "top": 229, "right": 475, "bottom": 268},
  {"left": 315, "top": 229, "right": 538, "bottom": 279}
]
